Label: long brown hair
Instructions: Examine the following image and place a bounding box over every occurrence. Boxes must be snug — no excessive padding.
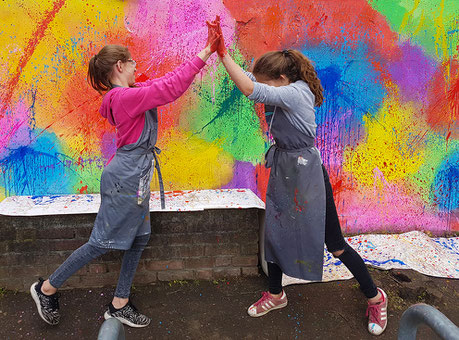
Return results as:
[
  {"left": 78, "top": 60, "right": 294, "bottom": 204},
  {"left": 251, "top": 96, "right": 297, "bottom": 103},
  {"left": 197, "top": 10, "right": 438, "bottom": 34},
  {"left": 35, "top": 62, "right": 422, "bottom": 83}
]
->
[
  {"left": 252, "top": 49, "right": 324, "bottom": 107},
  {"left": 87, "top": 45, "right": 131, "bottom": 94}
]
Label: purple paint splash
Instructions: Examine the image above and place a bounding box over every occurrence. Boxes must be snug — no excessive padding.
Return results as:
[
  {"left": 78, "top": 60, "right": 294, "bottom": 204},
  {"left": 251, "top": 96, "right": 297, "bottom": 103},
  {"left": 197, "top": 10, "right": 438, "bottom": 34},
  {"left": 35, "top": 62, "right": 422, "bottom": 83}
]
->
[{"left": 388, "top": 41, "right": 437, "bottom": 103}]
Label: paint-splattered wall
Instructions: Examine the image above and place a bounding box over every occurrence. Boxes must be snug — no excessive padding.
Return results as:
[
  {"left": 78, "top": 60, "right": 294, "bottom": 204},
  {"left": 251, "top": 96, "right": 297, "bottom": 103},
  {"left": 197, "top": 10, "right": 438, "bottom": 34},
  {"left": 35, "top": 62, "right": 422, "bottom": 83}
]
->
[{"left": 1, "top": 0, "right": 457, "bottom": 233}]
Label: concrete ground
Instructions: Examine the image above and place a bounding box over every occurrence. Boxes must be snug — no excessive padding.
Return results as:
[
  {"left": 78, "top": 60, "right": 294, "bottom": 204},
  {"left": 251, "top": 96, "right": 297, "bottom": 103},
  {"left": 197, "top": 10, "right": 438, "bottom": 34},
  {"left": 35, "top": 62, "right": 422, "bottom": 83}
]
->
[{"left": 1, "top": 268, "right": 458, "bottom": 339}]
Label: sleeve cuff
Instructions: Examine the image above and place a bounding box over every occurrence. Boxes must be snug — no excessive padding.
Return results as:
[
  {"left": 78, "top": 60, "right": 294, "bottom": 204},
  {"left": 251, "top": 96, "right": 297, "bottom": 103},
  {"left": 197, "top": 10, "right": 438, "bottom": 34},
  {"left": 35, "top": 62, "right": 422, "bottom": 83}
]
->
[
  {"left": 247, "top": 82, "right": 261, "bottom": 101},
  {"left": 192, "top": 55, "right": 207, "bottom": 70}
]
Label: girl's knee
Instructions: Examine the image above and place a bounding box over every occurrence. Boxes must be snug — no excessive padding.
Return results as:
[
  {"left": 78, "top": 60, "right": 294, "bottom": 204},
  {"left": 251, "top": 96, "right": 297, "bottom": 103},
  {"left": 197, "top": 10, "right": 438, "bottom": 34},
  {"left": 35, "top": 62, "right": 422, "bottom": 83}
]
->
[{"left": 332, "top": 249, "right": 345, "bottom": 257}]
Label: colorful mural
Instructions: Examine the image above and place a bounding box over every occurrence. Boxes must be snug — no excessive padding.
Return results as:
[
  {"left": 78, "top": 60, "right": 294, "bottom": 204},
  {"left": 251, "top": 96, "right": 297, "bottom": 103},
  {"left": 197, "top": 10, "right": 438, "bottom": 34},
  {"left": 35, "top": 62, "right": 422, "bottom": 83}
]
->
[{"left": 0, "top": 0, "right": 457, "bottom": 233}]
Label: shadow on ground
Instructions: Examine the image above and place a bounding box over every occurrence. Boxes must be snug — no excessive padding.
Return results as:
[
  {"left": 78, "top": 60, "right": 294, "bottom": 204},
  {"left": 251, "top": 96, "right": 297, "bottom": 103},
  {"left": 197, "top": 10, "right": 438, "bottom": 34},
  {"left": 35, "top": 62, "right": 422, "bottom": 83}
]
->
[{"left": 2, "top": 268, "right": 458, "bottom": 339}]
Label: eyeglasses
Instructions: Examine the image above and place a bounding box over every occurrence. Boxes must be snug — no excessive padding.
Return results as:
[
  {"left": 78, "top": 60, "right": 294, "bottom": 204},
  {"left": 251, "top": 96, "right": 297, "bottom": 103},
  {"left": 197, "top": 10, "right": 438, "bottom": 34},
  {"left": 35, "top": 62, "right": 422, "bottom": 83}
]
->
[{"left": 126, "top": 59, "right": 136, "bottom": 67}]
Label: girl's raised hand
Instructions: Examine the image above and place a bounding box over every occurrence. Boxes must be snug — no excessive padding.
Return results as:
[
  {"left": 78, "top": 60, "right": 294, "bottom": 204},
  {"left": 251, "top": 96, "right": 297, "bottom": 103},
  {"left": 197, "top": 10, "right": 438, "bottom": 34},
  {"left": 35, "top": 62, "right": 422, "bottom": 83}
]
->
[
  {"left": 214, "top": 16, "right": 227, "bottom": 58},
  {"left": 206, "top": 19, "right": 220, "bottom": 53}
]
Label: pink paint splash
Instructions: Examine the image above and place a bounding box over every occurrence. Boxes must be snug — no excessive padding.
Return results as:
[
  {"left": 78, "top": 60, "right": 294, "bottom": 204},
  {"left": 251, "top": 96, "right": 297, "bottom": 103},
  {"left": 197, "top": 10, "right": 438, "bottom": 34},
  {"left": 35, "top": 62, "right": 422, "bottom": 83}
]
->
[
  {"left": 125, "top": 0, "right": 235, "bottom": 66},
  {"left": 338, "top": 182, "right": 450, "bottom": 235},
  {"left": 0, "top": 100, "right": 32, "bottom": 159}
]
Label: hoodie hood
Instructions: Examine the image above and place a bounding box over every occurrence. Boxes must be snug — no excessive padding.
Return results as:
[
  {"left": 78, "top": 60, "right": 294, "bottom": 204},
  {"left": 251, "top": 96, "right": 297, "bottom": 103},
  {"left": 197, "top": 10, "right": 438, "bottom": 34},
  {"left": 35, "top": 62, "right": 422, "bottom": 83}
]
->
[{"left": 99, "top": 88, "right": 120, "bottom": 126}]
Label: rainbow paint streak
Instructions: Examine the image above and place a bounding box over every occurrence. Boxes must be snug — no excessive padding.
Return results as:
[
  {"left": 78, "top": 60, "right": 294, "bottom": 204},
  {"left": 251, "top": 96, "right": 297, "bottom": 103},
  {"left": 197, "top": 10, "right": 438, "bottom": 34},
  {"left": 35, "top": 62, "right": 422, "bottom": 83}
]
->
[{"left": 0, "top": 0, "right": 457, "bottom": 234}]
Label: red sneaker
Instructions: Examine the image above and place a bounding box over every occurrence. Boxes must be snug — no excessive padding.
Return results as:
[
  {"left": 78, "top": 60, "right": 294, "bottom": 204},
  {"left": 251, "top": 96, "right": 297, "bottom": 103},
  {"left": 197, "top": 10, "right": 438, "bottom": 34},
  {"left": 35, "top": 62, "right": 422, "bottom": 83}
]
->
[
  {"left": 366, "top": 288, "right": 388, "bottom": 335},
  {"left": 247, "top": 291, "right": 288, "bottom": 317}
]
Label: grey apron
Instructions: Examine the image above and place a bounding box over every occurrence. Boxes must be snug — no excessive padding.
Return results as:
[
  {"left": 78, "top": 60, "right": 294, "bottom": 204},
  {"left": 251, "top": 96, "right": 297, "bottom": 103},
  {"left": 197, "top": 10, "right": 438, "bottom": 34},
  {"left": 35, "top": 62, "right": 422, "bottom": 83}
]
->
[
  {"left": 89, "top": 106, "right": 165, "bottom": 250},
  {"left": 264, "top": 105, "right": 326, "bottom": 281}
]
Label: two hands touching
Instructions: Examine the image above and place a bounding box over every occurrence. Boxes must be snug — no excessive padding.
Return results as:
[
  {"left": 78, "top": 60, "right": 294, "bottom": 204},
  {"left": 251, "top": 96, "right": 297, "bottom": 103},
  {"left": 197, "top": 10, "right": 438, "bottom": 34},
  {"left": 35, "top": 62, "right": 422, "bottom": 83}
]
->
[
  {"left": 200, "top": 15, "right": 254, "bottom": 97},
  {"left": 205, "top": 16, "right": 227, "bottom": 58}
]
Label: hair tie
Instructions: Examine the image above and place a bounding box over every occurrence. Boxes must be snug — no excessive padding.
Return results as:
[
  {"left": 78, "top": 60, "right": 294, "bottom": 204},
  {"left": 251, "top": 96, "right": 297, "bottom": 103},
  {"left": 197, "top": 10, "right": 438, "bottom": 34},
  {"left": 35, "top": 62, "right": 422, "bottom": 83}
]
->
[{"left": 282, "top": 49, "right": 290, "bottom": 56}]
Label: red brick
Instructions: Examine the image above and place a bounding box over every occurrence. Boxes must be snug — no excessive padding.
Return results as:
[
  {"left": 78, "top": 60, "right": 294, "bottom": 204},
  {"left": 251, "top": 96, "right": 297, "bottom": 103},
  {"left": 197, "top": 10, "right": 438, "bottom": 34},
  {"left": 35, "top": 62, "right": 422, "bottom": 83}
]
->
[
  {"left": 58, "top": 276, "right": 81, "bottom": 289},
  {"left": 0, "top": 266, "right": 10, "bottom": 277},
  {"left": 171, "top": 245, "right": 205, "bottom": 258},
  {"left": 0, "top": 227, "right": 16, "bottom": 241},
  {"left": 36, "top": 228, "right": 75, "bottom": 239},
  {"left": 133, "top": 272, "right": 158, "bottom": 284},
  {"left": 214, "top": 256, "right": 232, "bottom": 267},
  {"left": 9, "top": 265, "right": 47, "bottom": 277},
  {"left": 196, "top": 269, "right": 213, "bottom": 280},
  {"left": 107, "top": 262, "right": 122, "bottom": 272},
  {"left": 89, "top": 263, "right": 107, "bottom": 274},
  {"left": 241, "top": 243, "right": 259, "bottom": 255},
  {"left": 79, "top": 272, "right": 119, "bottom": 288},
  {"left": 242, "top": 267, "right": 260, "bottom": 276},
  {"left": 75, "top": 227, "right": 93, "bottom": 238},
  {"left": 184, "top": 257, "right": 214, "bottom": 269},
  {"left": 49, "top": 239, "right": 85, "bottom": 251},
  {"left": 212, "top": 268, "right": 241, "bottom": 279},
  {"left": 144, "top": 260, "right": 183, "bottom": 271},
  {"left": 157, "top": 270, "right": 194, "bottom": 281},
  {"left": 205, "top": 244, "right": 240, "bottom": 256},
  {"left": 16, "top": 228, "right": 37, "bottom": 241},
  {"left": 232, "top": 255, "right": 258, "bottom": 267}
]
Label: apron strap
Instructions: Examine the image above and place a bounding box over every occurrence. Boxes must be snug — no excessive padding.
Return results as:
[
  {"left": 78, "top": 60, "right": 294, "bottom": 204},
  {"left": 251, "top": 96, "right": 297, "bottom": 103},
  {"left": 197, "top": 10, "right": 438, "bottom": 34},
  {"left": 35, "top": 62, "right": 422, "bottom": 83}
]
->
[{"left": 153, "top": 146, "right": 165, "bottom": 209}]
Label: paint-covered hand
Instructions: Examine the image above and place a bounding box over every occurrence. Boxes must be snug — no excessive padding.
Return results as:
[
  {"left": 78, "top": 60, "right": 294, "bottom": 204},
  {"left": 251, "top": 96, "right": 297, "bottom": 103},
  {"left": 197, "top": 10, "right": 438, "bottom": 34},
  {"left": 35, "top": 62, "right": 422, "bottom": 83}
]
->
[
  {"left": 206, "top": 20, "right": 220, "bottom": 53},
  {"left": 215, "top": 16, "right": 227, "bottom": 58}
]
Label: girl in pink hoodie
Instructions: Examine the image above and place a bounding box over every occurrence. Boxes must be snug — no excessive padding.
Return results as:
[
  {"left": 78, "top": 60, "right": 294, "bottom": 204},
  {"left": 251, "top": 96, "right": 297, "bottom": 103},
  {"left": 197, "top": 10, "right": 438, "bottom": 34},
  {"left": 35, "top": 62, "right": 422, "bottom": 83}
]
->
[{"left": 30, "top": 27, "right": 219, "bottom": 328}]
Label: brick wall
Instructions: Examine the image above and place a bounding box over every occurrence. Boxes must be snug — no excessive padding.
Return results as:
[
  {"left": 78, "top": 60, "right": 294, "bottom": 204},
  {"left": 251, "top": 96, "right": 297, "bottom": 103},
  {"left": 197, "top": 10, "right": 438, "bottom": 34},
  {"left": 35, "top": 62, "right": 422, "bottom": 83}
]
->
[{"left": 0, "top": 209, "right": 262, "bottom": 291}]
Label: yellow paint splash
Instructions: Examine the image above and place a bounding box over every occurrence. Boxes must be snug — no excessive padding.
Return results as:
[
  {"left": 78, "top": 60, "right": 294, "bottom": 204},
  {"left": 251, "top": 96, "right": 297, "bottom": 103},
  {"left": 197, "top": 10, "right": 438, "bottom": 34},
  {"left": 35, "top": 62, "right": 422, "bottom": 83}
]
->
[
  {"left": 343, "top": 84, "right": 427, "bottom": 189},
  {"left": 152, "top": 129, "right": 235, "bottom": 190},
  {"left": 0, "top": 0, "right": 126, "bottom": 134}
]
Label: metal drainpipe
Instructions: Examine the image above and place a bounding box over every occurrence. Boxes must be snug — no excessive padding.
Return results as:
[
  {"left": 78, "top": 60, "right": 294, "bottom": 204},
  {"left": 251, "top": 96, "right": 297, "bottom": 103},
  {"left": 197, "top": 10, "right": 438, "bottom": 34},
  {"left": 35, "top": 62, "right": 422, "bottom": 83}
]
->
[
  {"left": 97, "top": 318, "right": 125, "bottom": 340},
  {"left": 398, "top": 303, "right": 459, "bottom": 340}
]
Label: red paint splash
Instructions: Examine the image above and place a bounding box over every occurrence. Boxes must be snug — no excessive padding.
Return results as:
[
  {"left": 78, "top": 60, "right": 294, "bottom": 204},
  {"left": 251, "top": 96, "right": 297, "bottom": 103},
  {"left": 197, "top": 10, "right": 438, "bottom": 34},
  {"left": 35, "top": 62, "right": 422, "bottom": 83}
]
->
[
  {"left": 223, "top": 0, "right": 398, "bottom": 59},
  {"left": 255, "top": 163, "right": 270, "bottom": 201},
  {"left": 294, "top": 188, "right": 306, "bottom": 212},
  {"left": 79, "top": 185, "right": 88, "bottom": 194},
  {"left": 426, "top": 59, "right": 459, "bottom": 138},
  {"left": 1, "top": 0, "right": 67, "bottom": 117}
]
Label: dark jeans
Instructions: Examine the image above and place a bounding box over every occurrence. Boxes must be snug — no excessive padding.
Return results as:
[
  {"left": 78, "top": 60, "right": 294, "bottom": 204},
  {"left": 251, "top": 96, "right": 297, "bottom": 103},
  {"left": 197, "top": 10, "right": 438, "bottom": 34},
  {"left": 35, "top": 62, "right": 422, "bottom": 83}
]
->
[
  {"left": 268, "top": 165, "right": 378, "bottom": 299},
  {"left": 49, "top": 234, "right": 150, "bottom": 298}
]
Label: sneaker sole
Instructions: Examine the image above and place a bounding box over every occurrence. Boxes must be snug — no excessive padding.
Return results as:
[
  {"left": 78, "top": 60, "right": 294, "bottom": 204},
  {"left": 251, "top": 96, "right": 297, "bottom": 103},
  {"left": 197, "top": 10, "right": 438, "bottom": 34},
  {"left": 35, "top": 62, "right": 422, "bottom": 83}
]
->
[
  {"left": 104, "top": 311, "right": 150, "bottom": 328},
  {"left": 30, "top": 282, "right": 58, "bottom": 326},
  {"left": 248, "top": 301, "right": 288, "bottom": 318}
]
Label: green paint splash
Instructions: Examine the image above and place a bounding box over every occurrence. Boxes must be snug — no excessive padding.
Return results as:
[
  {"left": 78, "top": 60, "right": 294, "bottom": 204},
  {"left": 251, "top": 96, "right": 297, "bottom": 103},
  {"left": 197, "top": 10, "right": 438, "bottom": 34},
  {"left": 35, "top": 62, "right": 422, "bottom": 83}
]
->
[
  {"left": 369, "top": 0, "right": 459, "bottom": 59},
  {"left": 183, "top": 49, "right": 266, "bottom": 164}
]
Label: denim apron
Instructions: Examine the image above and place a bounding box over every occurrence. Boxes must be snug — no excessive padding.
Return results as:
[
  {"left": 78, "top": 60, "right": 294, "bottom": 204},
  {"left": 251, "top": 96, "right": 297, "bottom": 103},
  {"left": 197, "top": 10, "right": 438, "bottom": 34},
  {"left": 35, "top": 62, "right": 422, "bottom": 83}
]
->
[
  {"left": 264, "top": 105, "right": 326, "bottom": 281},
  {"left": 89, "top": 106, "right": 164, "bottom": 250}
]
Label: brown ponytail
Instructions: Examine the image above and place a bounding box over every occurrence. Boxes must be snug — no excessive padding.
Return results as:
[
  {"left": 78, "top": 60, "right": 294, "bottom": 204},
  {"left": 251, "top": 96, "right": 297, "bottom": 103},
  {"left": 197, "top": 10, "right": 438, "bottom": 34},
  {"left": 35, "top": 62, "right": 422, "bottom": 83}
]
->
[
  {"left": 252, "top": 49, "right": 324, "bottom": 107},
  {"left": 87, "top": 45, "right": 131, "bottom": 94}
]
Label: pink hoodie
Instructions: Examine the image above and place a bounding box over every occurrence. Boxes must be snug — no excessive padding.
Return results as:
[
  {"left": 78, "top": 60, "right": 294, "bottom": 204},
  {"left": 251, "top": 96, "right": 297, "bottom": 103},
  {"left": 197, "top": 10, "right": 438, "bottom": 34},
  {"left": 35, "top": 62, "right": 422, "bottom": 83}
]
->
[{"left": 99, "top": 56, "right": 206, "bottom": 149}]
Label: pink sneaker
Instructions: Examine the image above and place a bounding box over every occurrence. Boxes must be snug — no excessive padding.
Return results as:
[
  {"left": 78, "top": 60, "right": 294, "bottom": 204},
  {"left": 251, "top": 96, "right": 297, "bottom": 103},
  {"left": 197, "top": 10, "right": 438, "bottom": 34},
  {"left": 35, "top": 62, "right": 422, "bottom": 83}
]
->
[
  {"left": 247, "top": 291, "right": 288, "bottom": 317},
  {"left": 366, "top": 288, "right": 388, "bottom": 336}
]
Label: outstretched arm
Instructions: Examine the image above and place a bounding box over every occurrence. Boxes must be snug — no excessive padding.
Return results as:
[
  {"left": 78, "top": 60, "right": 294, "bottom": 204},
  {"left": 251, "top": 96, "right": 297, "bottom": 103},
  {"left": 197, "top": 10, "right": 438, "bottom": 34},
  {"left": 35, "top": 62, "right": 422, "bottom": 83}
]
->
[
  {"left": 211, "top": 16, "right": 254, "bottom": 96},
  {"left": 220, "top": 54, "right": 254, "bottom": 97}
]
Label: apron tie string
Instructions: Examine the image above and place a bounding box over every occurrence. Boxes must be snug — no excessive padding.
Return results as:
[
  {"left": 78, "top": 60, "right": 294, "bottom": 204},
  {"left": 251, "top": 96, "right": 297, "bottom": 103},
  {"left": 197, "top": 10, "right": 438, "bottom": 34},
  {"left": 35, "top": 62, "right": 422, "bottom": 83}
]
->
[{"left": 152, "top": 146, "right": 165, "bottom": 209}]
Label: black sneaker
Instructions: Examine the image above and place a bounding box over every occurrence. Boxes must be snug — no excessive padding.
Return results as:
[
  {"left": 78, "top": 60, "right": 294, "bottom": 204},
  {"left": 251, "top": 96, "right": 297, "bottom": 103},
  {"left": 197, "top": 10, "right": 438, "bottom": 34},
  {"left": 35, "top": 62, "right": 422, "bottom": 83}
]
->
[
  {"left": 30, "top": 278, "right": 60, "bottom": 325},
  {"left": 104, "top": 301, "right": 151, "bottom": 328}
]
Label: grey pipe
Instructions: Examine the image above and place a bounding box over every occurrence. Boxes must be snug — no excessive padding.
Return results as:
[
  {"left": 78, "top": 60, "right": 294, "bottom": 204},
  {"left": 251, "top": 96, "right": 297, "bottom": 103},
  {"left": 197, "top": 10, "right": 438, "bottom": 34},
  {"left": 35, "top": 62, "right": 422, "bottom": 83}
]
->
[
  {"left": 398, "top": 303, "right": 459, "bottom": 340},
  {"left": 97, "top": 318, "right": 125, "bottom": 340}
]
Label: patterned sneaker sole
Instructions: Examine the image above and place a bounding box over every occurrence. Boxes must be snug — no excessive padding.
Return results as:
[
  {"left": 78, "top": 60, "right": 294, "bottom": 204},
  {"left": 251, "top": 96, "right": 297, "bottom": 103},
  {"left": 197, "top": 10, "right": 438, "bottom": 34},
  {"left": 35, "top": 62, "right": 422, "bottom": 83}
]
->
[
  {"left": 248, "top": 301, "right": 288, "bottom": 318},
  {"left": 104, "top": 311, "right": 150, "bottom": 328},
  {"left": 30, "top": 282, "right": 59, "bottom": 326}
]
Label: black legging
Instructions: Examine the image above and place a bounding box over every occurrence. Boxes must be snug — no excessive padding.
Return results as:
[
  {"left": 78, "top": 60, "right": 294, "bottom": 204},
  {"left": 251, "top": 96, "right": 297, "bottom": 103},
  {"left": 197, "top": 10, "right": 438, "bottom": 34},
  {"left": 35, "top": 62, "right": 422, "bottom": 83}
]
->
[{"left": 268, "top": 165, "right": 378, "bottom": 299}]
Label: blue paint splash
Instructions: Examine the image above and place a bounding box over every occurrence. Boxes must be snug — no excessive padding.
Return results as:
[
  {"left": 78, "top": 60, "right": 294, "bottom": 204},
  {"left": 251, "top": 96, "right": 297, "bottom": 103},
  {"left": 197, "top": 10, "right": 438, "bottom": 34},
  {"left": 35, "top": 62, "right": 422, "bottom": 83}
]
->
[
  {"left": 431, "top": 151, "right": 459, "bottom": 212},
  {"left": 0, "top": 131, "right": 76, "bottom": 196}
]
